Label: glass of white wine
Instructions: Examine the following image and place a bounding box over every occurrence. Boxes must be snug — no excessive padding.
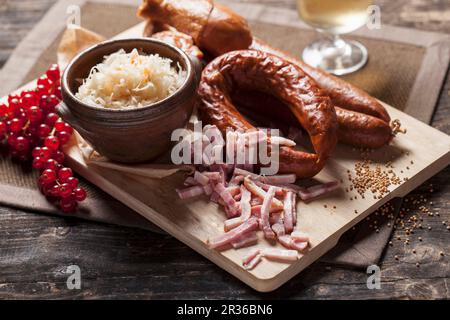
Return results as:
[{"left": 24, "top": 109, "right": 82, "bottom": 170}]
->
[{"left": 297, "top": 0, "right": 373, "bottom": 75}]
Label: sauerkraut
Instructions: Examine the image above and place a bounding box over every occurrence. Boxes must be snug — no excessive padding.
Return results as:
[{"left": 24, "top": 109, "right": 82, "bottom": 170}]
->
[{"left": 76, "top": 48, "right": 186, "bottom": 109}]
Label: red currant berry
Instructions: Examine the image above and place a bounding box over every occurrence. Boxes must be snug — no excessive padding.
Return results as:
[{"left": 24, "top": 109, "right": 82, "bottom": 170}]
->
[
  {"left": 53, "top": 150, "right": 65, "bottom": 164},
  {"left": 0, "top": 104, "right": 10, "bottom": 117},
  {"left": 35, "top": 146, "right": 52, "bottom": 160},
  {"left": 7, "top": 133, "right": 17, "bottom": 147},
  {"left": 54, "top": 86, "right": 62, "bottom": 100},
  {"left": 57, "top": 131, "right": 71, "bottom": 145},
  {"left": 32, "top": 156, "right": 45, "bottom": 169},
  {"left": 58, "top": 167, "right": 73, "bottom": 182},
  {"left": 59, "top": 183, "right": 73, "bottom": 198},
  {"left": 15, "top": 136, "right": 30, "bottom": 152},
  {"left": 66, "top": 177, "right": 79, "bottom": 189},
  {"left": 41, "top": 169, "right": 57, "bottom": 184},
  {"left": 73, "top": 187, "right": 87, "bottom": 201},
  {"left": 9, "top": 118, "right": 23, "bottom": 133},
  {"left": 38, "top": 124, "right": 51, "bottom": 138},
  {"left": 44, "top": 136, "right": 60, "bottom": 150},
  {"left": 37, "top": 75, "right": 53, "bottom": 89},
  {"left": 44, "top": 158, "right": 59, "bottom": 171},
  {"left": 47, "top": 94, "right": 59, "bottom": 109},
  {"left": 8, "top": 95, "right": 20, "bottom": 105},
  {"left": 40, "top": 182, "right": 54, "bottom": 196},
  {"left": 63, "top": 123, "right": 73, "bottom": 134},
  {"left": 46, "top": 64, "right": 60, "bottom": 82},
  {"left": 32, "top": 147, "right": 41, "bottom": 158},
  {"left": 54, "top": 120, "right": 66, "bottom": 132},
  {"left": 49, "top": 184, "right": 60, "bottom": 197},
  {"left": 45, "top": 113, "right": 59, "bottom": 126},
  {"left": 0, "top": 121, "right": 6, "bottom": 136},
  {"left": 27, "top": 106, "right": 43, "bottom": 123},
  {"left": 36, "top": 84, "right": 48, "bottom": 96},
  {"left": 21, "top": 92, "right": 39, "bottom": 109}
]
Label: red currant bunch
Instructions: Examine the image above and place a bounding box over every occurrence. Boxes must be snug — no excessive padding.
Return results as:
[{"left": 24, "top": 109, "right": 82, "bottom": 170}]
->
[{"left": 1, "top": 64, "right": 87, "bottom": 212}]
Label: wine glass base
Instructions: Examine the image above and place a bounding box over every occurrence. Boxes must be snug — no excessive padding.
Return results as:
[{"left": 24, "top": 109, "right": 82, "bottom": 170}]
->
[{"left": 302, "top": 38, "right": 368, "bottom": 76}]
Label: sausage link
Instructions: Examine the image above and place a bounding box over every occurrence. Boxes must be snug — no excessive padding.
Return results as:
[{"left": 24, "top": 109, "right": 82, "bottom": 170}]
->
[
  {"left": 231, "top": 90, "right": 392, "bottom": 149},
  {"left": 250, "top": 38, "right": 391, "bottom": 123},
  {"left": 198, "top": 50, "right": 338, "bottom": 178},
  {"left": 138, "top": 0, "right": 252, "bottom": 56}
]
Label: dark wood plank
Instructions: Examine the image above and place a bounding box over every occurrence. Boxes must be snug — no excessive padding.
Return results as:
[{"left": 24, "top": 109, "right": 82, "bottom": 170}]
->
[{"left": 0, "top": 0, "right": 449, "bottom": 299}]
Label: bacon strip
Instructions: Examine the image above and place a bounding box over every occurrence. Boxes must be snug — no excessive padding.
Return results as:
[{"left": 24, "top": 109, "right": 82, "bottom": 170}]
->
[
  {"left": 261, "top": 248, "right": 299, "bottom": 261},
  {"left": 233, "top": 168, "right": 260, "bottom": 179},
  {"left": 244, "top": 177, "right": 283, "bottom": 210},
  {"left": 271, "top": 222, "right": 285, "bottom": 237},
  {"left": 278, "top": 235, "right": 309, "bottom": 252},
  {"left": 269, "top": 211, "right": 283, "bottom": 225},
  {"left": 231, "top": 231, "right": 258, "bottom": 249},
  {"left": 283, "top": 191, "right": 294, "bottom": 233},
  {"left": 291, "top": 230, "right": 309, "bottom": 243},
  {"left": 253, "top": 180, "right": 285, "bottom": 197},
  {"left": 292, "top": 192, "right": 297, "bottom": 225},
  {"left": 184, "top": 176, "right": 197, "bottom": 186},
  {"left": 202, "top": 171, "right": 222, "bottom": 180},
  {"left": 208, "top": 218, "right": 259, "bottom": 249},
  {"left": 194, "top": 171, "right": 210, "bottom": 185},
  {"left": 242, "top": 248, "right": 262, "bottom": 270},
  {"left": 176, "top": 185, "right": 204, "bottom": 199},
  {"left": 229, "top": 174, "right": 244, "bottom": 186},
  {"left": 214, "top": 183, "right": 240, "bottom": 217},
  {"left": 298, "top": 181, "right": 340, "bottom": 202},
  {"left": 261, "top": 186, "right": 276, "bottom": 239},
  {"left": 203, "top": 184, "right": 213, "bottom": 196}
]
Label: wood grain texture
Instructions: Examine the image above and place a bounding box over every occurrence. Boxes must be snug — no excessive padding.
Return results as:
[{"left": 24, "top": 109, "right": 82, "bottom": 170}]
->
[{"left": 0, "top": 0, "right": 449, "bottom": 299}]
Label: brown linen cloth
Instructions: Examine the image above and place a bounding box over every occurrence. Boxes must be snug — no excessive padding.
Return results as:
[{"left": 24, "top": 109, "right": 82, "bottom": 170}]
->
[{"left": 0, "top": 1, "right": 440, "bottom": 268}]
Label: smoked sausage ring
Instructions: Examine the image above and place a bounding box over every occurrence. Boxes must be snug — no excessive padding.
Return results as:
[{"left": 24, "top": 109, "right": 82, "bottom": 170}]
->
[{"left": 197, "top": 50, "right": 338, "bottom": 178}]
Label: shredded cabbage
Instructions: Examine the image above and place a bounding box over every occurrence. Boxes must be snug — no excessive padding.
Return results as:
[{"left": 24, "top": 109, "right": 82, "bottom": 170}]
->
[{"left": 76, "top": 48, "right": 186, "bottom": 109}]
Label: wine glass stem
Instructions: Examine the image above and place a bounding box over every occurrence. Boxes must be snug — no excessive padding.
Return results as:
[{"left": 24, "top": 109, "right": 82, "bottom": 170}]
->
[{"left": 332, "top": 35, "right": 348, "bottom": 56}]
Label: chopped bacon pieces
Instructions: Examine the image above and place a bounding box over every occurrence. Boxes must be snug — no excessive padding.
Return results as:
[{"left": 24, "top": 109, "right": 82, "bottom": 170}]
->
[{"left": 175, "top": 135, "right": 341, "bottom": 269}]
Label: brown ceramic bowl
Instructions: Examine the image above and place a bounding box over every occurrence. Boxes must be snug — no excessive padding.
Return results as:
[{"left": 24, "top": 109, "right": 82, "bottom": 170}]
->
[{"left": 57, "top": 38, "right": 198, "bottom": 163}]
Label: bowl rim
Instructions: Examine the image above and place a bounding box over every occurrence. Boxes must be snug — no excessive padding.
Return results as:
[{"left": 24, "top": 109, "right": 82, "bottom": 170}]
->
[{"left": 61, "top": 37, "right": 195, "bottom": 114}]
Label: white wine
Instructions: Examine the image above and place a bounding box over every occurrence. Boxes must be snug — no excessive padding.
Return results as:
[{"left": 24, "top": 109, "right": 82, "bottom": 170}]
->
[{"left": 297, "top": 0, "right": 373, "bottom": 34}]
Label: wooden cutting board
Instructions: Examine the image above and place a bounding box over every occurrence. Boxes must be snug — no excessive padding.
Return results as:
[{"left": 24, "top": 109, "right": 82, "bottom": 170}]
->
[{"left": 4, "top": 23, "right": 450, "bottom": 292}]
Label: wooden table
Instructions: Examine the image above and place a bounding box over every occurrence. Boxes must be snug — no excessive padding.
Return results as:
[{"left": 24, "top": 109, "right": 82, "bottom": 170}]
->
[{"left": 0, "top": 0, "right": 449, "bottom": 299}]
